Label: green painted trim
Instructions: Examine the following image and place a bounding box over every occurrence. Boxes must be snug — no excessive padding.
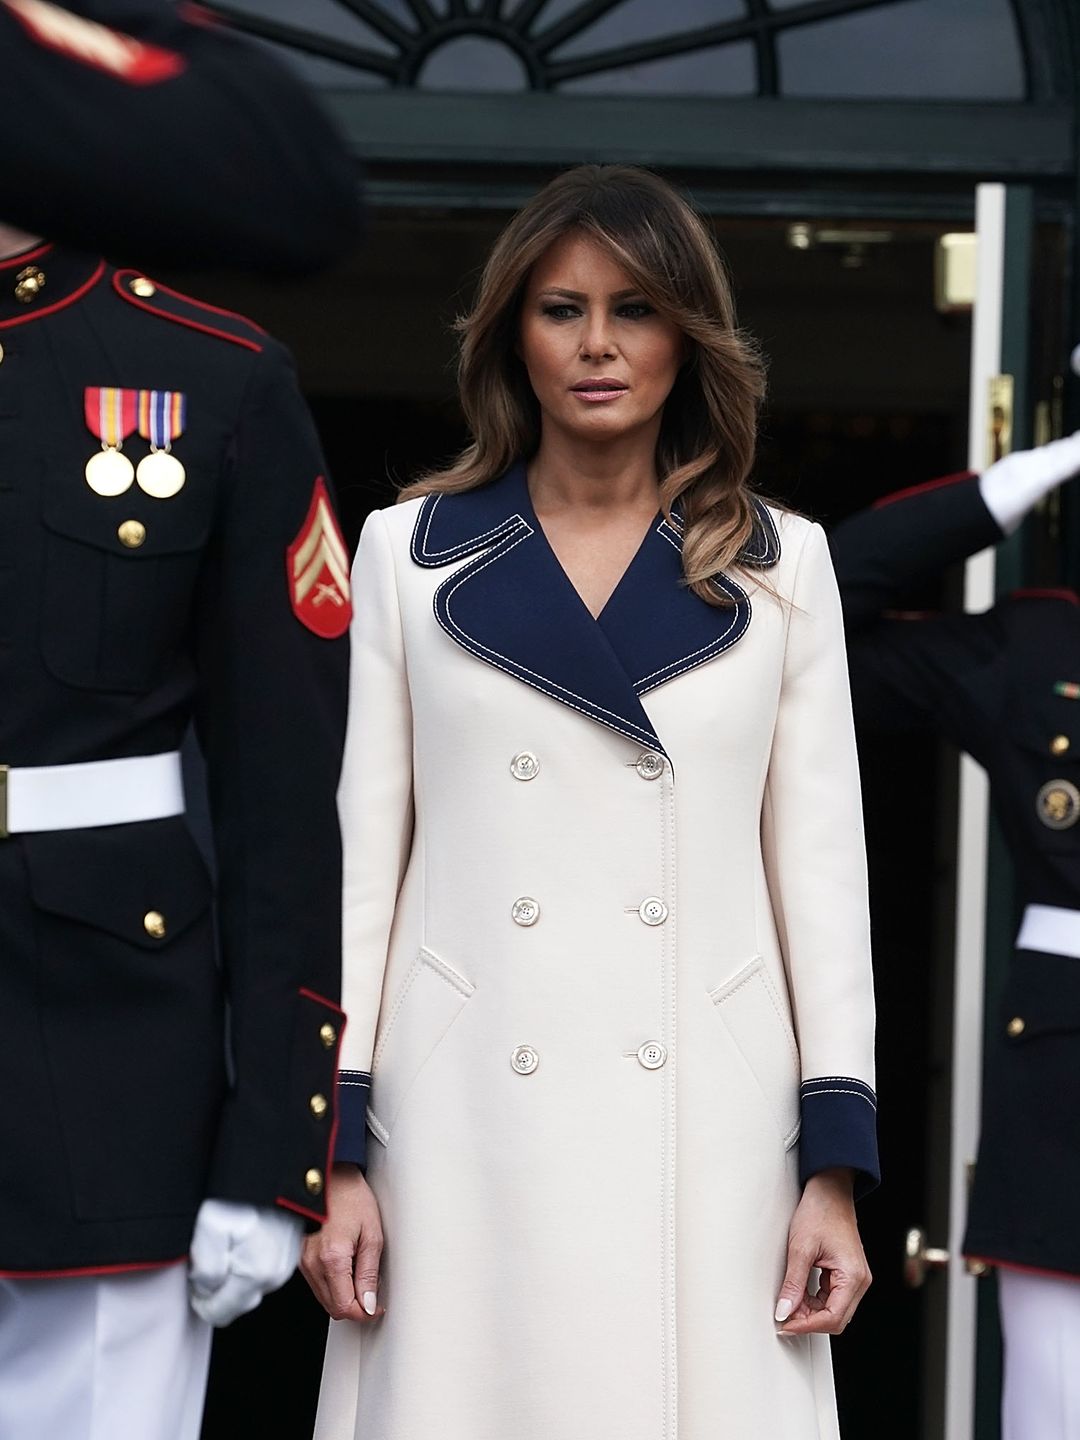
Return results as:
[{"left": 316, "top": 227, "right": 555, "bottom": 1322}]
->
[{"left": 326, "top": 92, "right": 1073, "bottom": 176}]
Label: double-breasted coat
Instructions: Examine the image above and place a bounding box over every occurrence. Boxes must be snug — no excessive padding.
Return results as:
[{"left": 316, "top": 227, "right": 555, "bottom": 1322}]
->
[
  {"left": 0, "top": 245, "right": 349, "bottom": 1275},
  {"left": 317, "top": 464, "right": 879, "bottom": 1440},
  {"left": 830, "top": 473, "right": 1080, "bottom": 1278}
]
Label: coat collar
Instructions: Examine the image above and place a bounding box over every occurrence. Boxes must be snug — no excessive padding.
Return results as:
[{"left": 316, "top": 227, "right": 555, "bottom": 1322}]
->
[
  {"left": 410, "top": 463, "right": 780, "bottom": 756},
  {"left": 0, "top": 244, "right": 105, "bottom": 330}
]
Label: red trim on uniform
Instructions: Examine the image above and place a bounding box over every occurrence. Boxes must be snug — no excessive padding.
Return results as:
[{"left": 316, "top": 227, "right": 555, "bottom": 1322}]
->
[
  {"left": 965, "top": 1255, "right": 1080, "bottom": 1284},
  {"left": 111, "top": 270, "right": 265, "bottom": 352},
  {"left": 0, "top": 259, "right": 105, "bottom": 330},
  {"left": 872, "top": 471, "right": 976, "bottom": 510},
  {"left": 276, "top": 1196, "right": 329, "bottom": 1226},
  {"left": 3, "top": 0, "right": 186, "bottom": 83},
  {"left": 1011, "top": 587, "right": 1080, "bottom": 606},
  {"left": 0, "top": 241, "right": 53, "bottom": 270},
  {"left": 0, "top": 1254, "right": 186, "bottom": 1280},
  {"left": 300, "top": 986, "right": 345, "bottom": 1016}
]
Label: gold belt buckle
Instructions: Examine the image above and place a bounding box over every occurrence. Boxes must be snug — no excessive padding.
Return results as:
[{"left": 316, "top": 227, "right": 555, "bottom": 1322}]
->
[{"left": 0, "top": 764, "right": 8, "bottom": 840}]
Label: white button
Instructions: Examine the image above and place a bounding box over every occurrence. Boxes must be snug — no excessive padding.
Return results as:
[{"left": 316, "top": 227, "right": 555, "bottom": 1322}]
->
[
  {"left": 638, "top": 897, "right": 668, "bottom": 926},
  {"left": 635, "top": 752, "right": 664, "bottom": 781},
  {"left": 512, "top": 896, "right": 540, "bottom": 927},
  {"left": 510, "top": 751, "right": 540, "bottom": 781},
  {"left": 637, "top": 1042, "right": 667, "bottom": 1070},
  {"left": 511, "top": 1045, "right": 539, "bottom": 1074},
  {"left": 0, "top": 341, "right": 5, "bottom": 365}
]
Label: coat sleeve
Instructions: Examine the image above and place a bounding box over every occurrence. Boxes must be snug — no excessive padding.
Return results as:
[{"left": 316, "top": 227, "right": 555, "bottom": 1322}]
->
[
  {"left": 333, "top": 509, "right": 416, "bottom": 1170},
  {"left": 761, "top": 521, "right": 879, "bottom": 1194},
  {"left": 193, "top": 341, "right": 350, "bottom": 1226},
  {"left": 0, "top": 0, "right": 362, "bottom": 271}
]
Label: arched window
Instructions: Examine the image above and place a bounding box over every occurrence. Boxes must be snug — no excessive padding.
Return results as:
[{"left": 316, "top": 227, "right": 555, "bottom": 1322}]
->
[{"left": 210, "top": 0, "right": 1028, "bottom": 100}]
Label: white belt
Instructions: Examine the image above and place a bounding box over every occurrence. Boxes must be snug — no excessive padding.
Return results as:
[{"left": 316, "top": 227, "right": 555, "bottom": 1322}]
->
[
  {"left": 0, "top": 752, "right": 184, "bottom": 838},
  {"left": 1016, "top": 904, "right": 1080, "bottom": 961}
]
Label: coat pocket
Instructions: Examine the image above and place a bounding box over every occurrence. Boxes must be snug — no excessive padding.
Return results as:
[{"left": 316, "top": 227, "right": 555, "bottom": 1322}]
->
[
  {"left": 367, "top": 947, "right": 475, "bottom": 1145},
  {"left": 709, "top": 955, "right": 801, "bottom": 1149}
]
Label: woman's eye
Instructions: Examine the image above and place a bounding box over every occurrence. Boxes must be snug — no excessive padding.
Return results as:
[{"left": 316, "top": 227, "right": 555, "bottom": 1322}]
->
[
  {"left": 542, "top": 303, "right": 580, "bottom": 320},
  {"left": 617, "top": 302, "right": 653, "bottom": 319}
]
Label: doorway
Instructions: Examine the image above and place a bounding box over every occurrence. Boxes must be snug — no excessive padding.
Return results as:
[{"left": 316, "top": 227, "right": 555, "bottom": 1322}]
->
[{"left": 186, "top": 207, "right": 976, "bottom": 1440}]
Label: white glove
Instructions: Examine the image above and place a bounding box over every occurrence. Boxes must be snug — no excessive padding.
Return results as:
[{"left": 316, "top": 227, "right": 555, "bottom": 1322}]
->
[
  {"left": 980, "top": 430, "right": 1080, "bottom": 535},
  {"left": 188, "top": 1198, "right": 304, "bottom": 1327}
]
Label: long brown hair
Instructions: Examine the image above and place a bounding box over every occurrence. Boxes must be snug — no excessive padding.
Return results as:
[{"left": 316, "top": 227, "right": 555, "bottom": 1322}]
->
[{"left": 400, "top": 165, "right": 767, "bottom": 604}]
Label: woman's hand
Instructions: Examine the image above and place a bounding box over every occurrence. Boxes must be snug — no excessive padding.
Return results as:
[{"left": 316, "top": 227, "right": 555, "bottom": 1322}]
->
[
  {"left": 773, "top": 1168, "right": 871, "bottom": 1336},
  {"left": 301, "top": 1163, "right": 386, "bottom": 1323}
]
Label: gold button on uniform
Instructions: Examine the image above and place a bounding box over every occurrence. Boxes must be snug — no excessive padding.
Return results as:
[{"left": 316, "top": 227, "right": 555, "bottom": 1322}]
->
[
  {"left": 118, "top": 519, "right": 146, "bottom": 549},
  {"left": 1006, "top": 1016, "right": 1026, "bottom": 1037},
  {"left": 305, "top": 1168, "right": 324, "bottom": 1195},
  {"left": 143, "top": 910, "right": 166, "bottom": 939},
  {"left": 309, "top": 1093, "right": 328, "bottom": 1119},
  {"left": 0, "top": 341, "right": 5, "bottom": 365},
  {"left": 129, "top": 277, "right": 157, "bottom": 298},
  {"left": 319, "top": 1022, "right": 337, "bottom": 1049},
  {"left": 1051, "top": 734, "right": 1070, "bottom": 756}
]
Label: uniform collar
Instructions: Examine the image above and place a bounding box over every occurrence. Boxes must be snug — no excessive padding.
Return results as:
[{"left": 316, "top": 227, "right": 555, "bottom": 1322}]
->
[
  {"left": 411, "top": 462, "right": 779, "bottom": 757},
  {"left": 0, "top": 243, "right": 105, "bottom": 329}
]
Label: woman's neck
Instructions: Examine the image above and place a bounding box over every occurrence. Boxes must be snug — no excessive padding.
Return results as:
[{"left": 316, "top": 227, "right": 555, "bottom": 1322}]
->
[
  {"left": 528, "top": 427, "right": 662, "bottom": 516},
  {"left": 0, "top": 224, "right": 43, "bottom": 260}
]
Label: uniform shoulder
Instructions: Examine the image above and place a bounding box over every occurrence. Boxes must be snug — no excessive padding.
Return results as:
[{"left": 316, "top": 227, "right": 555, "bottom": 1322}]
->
[{"left": 109, "top": 267, "right": 271, "bottom": 354}]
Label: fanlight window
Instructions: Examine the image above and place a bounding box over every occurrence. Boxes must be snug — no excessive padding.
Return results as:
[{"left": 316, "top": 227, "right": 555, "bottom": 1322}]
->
[{"left": 209, "top": 0, "right": 1027, "bottom": 101}]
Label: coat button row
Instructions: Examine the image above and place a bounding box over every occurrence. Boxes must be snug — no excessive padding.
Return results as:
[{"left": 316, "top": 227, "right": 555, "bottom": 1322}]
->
[
  {"left": 1051, "top": 734, "right": 1070, "bottom": 756},
  {"left": 319, "top": 1022, "right": 337, "bottom": 1049},
  {"left": 309, "top": 1092, "right": 328, "bottom": 1118},
  {"left": 143, "top": 910, "right": 167, "bottom": 939},
  {"left": 1006, "top": 1016, "right": 1025, "bottom": 1037},
  {"left": 511, "top": 1043, "right": 666, "bottom": 1073},
  {"left": 305, "top": 1167, "right": 324, "bottom": 1195}
]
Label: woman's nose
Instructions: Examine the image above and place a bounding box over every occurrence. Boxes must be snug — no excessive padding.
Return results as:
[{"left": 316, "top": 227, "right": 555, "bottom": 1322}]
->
[{"left": 579, "top": 311, "right": 617, "bottom": 361}]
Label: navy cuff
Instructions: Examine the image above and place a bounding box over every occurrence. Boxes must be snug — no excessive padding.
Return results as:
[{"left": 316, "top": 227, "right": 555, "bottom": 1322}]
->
[
  {"left": 334, "top": 1070, "right": 371, "bottom": 1170},
  {"left": 798, "top": 1077, "right": 880, "bottom": 1197}
]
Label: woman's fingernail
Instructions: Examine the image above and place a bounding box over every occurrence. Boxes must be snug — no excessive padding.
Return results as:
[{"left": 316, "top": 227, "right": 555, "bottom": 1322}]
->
[
  {"left": 363, "top": 1291, "right": 377, "bottom": 1316},
  {"left": 774, "top": 1298, "right": 793, "bottom": 1323}
]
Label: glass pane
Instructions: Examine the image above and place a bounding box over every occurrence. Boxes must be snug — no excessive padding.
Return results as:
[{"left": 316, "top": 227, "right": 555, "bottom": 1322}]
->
[
  {"left": 548, "top": 0, "right": 745, "bottom": 57},
  {"left": 218, "top": 0, "right": 402, "bottom": 55},
  {"left": 557, "top": 39, "right": 755, "bottom": 95},
  {"left": 778, "top": 0, "right": 1025, "bottom": 100},
  {"left": 419, "top": 36, "right": 531, "bottom": 90}
]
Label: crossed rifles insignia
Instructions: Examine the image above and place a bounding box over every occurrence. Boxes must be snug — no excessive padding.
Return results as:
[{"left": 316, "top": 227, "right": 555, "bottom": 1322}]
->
[{"left": 287, "top": 477, "right": 352, "bottom": 639}]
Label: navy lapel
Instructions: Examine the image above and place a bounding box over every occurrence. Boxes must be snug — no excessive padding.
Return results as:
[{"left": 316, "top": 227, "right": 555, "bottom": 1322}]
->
[{"left": 410, "top": 464, "right": 780, "bottom": 755}]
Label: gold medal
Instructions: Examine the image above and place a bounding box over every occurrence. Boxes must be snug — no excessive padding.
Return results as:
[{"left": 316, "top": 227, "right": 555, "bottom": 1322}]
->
[
  {"left": 85, "top": 446, "right": 135, "bottom": 497},
  {"left": 136, "top": 449, "right": 186, "bottom": 499},
  {"left": 1036, "top": 779, "right": 1080, "bottom": 830}
]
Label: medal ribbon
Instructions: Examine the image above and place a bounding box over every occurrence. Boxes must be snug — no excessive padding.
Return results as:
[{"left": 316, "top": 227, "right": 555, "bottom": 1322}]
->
[
  {"left": 137, "top": 390, "right": 187, "bottom": 450},
  {"left": 84, "top": 387, "right": 138, "bottom": 446}
]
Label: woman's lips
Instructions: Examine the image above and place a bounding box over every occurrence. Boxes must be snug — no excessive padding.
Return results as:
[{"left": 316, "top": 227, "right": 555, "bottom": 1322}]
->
[{"left": 570, "top": 379, "right": 628, "bottom": 403}]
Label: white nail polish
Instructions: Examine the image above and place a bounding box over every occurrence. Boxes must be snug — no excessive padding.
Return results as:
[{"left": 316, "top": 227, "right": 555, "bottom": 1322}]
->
[
  {"left": 363, "top": 1291, "right": 377, "bottom": 1316},
  {"left": 774, "top": 1298, "right": 793, "bottom": 1323}
]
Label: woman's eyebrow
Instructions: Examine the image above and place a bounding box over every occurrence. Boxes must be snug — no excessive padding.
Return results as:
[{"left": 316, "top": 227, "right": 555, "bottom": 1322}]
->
[{"left": 535, "top": 287, "right": 644, "bottom": 301}]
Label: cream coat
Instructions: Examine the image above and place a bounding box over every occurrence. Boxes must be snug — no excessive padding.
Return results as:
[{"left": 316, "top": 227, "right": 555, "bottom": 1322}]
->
[{"left": 316, "top": 465, "right": 877, "bottom": 1440}]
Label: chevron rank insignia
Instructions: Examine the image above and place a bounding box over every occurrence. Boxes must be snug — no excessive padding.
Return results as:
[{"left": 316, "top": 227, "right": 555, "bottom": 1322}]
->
[{"left": 287, "top": 477, "right": 351, "bottom": 638}]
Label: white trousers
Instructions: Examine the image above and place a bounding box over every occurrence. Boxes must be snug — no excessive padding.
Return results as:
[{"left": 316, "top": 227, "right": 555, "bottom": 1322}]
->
[
  {"left": 0, "top": 1262, "right": 212, "bottom": 1440},
  {"left": 1001, "top": 1267, "right": 1080, "bottom": 1440}
]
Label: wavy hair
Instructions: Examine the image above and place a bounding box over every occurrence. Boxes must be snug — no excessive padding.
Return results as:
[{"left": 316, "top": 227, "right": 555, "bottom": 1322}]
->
[{"left": 399, "top": 165, "right": 767, "bottom": 604}]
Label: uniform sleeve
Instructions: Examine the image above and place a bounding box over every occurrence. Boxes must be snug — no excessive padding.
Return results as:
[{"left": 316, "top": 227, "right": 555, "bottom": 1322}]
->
[
  {"left": 333, "top": 510, "right": 416, "bottom": 1169},
  {"left": 761, "top": 523, "right": 879, "bottom": 1194},
  {"left": 829, "top": 476, "right": 1006, "bottom": 757},
  {"left": 194, "top": 343, "right": 350, "bottom": 1226},
  {"left": 0, "top": 0, "right": 362, "bottom": 271}
]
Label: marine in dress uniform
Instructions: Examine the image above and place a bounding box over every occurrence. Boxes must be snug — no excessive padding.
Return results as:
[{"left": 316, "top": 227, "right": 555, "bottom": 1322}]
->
[
  {"left": 0, "top": 0, "right": 362, "bottom": 271},
  {"left": 0, "top": 238, "right": 351, "bottom": 1440},
  {"left": 828, "top": 433, "right": 1080, "bottom": 1440}
]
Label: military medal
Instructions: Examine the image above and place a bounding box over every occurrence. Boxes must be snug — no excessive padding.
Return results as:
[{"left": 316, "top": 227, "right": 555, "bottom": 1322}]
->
[
  {"left": 135, "top": 390, "right": 187, "bottom": 498},
  {"left": 1036, "top": 779, "right": 1080, "bottom": 830},
  {"left": 1053, "top": 681, "right": 1080, "bottom": 700},
  {"left": 84, "top": 387, "right": 137, "bottom": 496}
]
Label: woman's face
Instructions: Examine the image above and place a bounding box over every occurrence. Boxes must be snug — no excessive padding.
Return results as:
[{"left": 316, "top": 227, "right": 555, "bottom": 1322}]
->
[{"left": 519, "top": 230, "right": 685, "bottom": 448}]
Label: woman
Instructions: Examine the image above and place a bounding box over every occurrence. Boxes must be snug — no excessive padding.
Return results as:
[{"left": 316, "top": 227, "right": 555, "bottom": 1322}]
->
[{"left": 304, "top": 165, "right": 877, "bottom": 1440}]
